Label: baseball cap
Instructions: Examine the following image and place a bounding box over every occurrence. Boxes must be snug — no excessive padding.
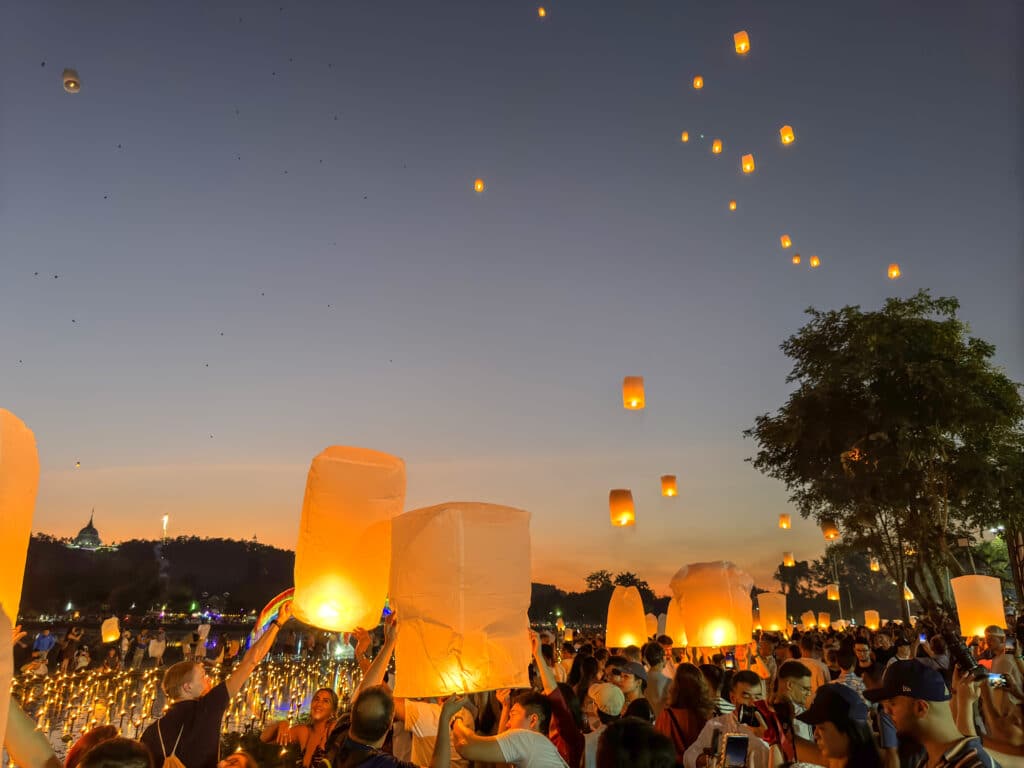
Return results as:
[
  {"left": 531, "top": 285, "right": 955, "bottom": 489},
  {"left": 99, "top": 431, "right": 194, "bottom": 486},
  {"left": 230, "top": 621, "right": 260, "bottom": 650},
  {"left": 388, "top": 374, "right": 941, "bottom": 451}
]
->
[
  {"left": 863, "top": 660, "right": 951, "bottom": 703},
  {"left": 588, "top": 683, "right": 626, "bottom": 716},
  {"left": 622, "top": 661, "right": 648, "bottom": 683},
  {"left": 797, "top": 684, "right": 868, "bottom": 725}
]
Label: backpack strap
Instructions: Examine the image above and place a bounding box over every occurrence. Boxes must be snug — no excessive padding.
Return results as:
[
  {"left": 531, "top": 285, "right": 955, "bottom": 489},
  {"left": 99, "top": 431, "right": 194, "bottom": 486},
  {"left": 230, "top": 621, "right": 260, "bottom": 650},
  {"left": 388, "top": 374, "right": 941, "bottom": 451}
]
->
[{"left": 157, "top": 721, "right": 185, "bottom": 758}]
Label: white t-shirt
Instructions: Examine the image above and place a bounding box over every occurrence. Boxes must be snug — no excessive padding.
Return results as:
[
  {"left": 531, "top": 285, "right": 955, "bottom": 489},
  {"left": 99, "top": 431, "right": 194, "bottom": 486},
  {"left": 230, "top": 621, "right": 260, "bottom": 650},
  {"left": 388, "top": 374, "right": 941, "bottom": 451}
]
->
[
  {"left": 496, "top": 729, "right": 569, "bottom": 768},
  {"left": 404, "top": 700, "right": 470, "bottom": 768},
  {"left": 682, "top": 712, "right": 774, "bottom": 768},
  {"left": 583, "top": 725, "right": 605, "bottom": 768}
]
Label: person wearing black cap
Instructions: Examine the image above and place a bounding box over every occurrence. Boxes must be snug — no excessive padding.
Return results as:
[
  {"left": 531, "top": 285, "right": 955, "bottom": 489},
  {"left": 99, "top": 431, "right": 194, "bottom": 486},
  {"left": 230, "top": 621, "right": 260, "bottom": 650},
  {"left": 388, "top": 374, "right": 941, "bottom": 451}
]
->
[
  {"left": 797, "top": 683, "right": 883, "bottom": 767},
  {"left": 864, "top": 660, "right": 997, "bottom": 768}
]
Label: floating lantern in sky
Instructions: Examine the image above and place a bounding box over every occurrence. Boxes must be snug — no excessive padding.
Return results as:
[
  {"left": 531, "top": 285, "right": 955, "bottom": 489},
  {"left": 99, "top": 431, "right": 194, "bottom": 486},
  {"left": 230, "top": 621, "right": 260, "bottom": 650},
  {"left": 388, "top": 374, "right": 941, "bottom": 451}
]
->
[
  {"left": 801, "top": 610, "right": 816, "bottom": 628},
  {"left": 783, "top": 551, "right": 795, "bottom": 567},
  {"left": 903, "top": 584, "right": 915, "bottom": 601},
  {"left": 728, "top": 200, "right": 737, "bottom": 211},
  {"left": 622, "top": 376, "right": 645, "bottom": 409},
  {"left": 606, "top": 585, "right": 647, "bottom": 649},
  {"left": 827, "top": 584, "right": 840, "bottom": 601},
  {"left": 660, "top": 475, "right": 678, "bottom": 497},
  {"left": 390, "top": 501, "right": 532, "bottom": 698},
  {"left": 692, "top": 75, "right": 704, "bottom": 89},
  {"left": 869, "top": 557, "right": 880, "bottom": 572},
  {"left": 292, "top": 446, "right": 405, "bottom": 632},
  {"left": 741, "top": 154, "right": 755, "bottom": 173},
  {"left": 101, "top": 617, "right": 120, "bottom": 644},
  {"left": 779, "top": 125, "right": 795, "bottom": 145},
  {"left": 951, "top": 575, "right": 1004, "bottom": 637},
  {"left": 711, "top": 139, "right": 722, "bottom": 154},
  {"left": 780, "top": 234, "right": 792, "bottom": 249},
  {"left": 537, "top": 6, "right": 546, "bottom": 17},
  {"left": 758, "top": 593, "right": 786, "bottom": 632},
  {"left": 778, "top": 513, "right": 791, "bottom": 530},
  {"left": 888, "top": 263, "right": 901, "bottom": 280},
  {"left": 792, "top": 254, "right": 801, "bottom": 265},
  {"left": 821, "top": 519, "right": 840, "bottom": 540},
  {"left": 809, "top": 255, "right": 821, "bottom": 268},
  {"left": 818, "top": 611, "right": 830, "bottom": 628},
  {"left": 734, "top": 31, "right": 750, "bottom": 54},
  {"left": 0, "top": 409, "right": 40, "bottom": 630},
  {"left": 75, "top": 460, "right": 81, "bottom": 468},
  {"left": 62, "top": 68, "right": 81, "bottom": 93},
  {"left": 669, "top": 561, "right": 753, "bottom": 648},
  {"left": 609, "top": 489, "right": 635, "bottom": 527},
  {"left": 864, "top": 610, "right": 880, "bottom": 630},
  {"left": 680, "top": 131, "right": 689, "bottom": 143},
  {"left": 473, "top": 178, "right": 485, "bottom": 193}
]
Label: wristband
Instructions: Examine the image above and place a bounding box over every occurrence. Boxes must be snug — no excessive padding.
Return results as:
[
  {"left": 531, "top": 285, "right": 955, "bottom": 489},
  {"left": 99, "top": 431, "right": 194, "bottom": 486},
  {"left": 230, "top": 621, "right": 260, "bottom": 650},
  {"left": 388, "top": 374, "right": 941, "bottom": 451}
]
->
[{"left": 273, "top": 620, "right": 285, "bottom": 629}]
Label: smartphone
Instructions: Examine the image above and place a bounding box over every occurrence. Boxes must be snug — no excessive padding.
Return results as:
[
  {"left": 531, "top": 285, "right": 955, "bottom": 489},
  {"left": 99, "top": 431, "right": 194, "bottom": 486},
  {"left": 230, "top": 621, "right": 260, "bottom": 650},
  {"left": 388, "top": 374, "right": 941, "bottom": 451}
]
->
[
  {"left": 737, "top": 704, "right": 761, "bottom": 728},
  {"left": 723, "top": 734, "right": 749, "bottom": 767},
  {"left": 988, "top": 673, "right": 1008, "bottom": 688},
  {"left": 724, "top": 651, "right": 736, "bottom": 670},
  {"left": 1007, "top": 637, "right": 1016, "bottom": 652},
  {"left": 919, "top": 633, "right": 927, "bottom": 643}
]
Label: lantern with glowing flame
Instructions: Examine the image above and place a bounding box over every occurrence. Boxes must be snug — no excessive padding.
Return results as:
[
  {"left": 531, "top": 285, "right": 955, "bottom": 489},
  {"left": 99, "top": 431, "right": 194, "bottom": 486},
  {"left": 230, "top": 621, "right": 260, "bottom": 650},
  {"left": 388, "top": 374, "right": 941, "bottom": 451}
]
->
[
  {"left": 661, "top": 475, "right": 678, "bottom": 497},
  {"left": 801, "top": 610, "right": 816, "bottom": 629},
  {"left": 537, "top": 6, "right": 546, "bottom": 17},
  {"left": 779, "top": 125, "right": 795, "bottom": 145},
  {"left": 606, "top": 585, "right": 648, "bottom": 649},
  {"left": 903, "top": 585, "right": 914, "bottom": 602},
  {"left": 622, "top": 376, "right": 645, "bottom": 409},
  {"left": 820, "top": 520, "right": 840, "bottom": 541},
  {"left": 102, "top": 617, "right": 120, "bottom": 644},
  {"left": 663, "top": 597, "right": 688, "bottom": 647},
  {"left": 292, "top": 446, "right": 406, "bottom": 632},
  {"left": 669, "top": 561, "right": 753, "bottom": 648},
  {"left": 712, "top": 139, "right": 722, "bottom": 154},
  {"left": 681, "top": 131, "right": 689, "bottom": 143},
  {"left": 734, "top": 31, "right": 750, "bottom": 54},
  {"left": 778, "top": 514, "right": 791, "bottom": 530},
  {"left": 473, "top": 178, "right": 485, "bottom": 193},
  {"left": 62, "top": 68, "right": 81, "bottom": 93},
  {"left": 951, "top": 575, "right": 1005, "bottom": 637},
  {"left": 827, "top": 584, "right": 840, "bottom": 601},
  {"left": 758, "top": 593, "right": 787, "bottom": 632},
  {"left": 728, "top": 200, "right": 737, "bottom": 211},
  {"left": 564, "top": 628, "right": 574, "bottom": 642},
  {"left": 792, "top": 255, "right": 801, "bottom": 265},
  {"left": 783, "top": 552, "right": 795, "bottom": 567},
  {"left": 390, "top": 502, "right": 532, "bottom": 698},
  {"left": 741, "top": 154, "right": 755, "bottom": 173},
  {"left": 870, "top": 557, "right": 880, "bottom": 572},
  {"left": 864, "top": 610, "right": 880, "bottom": 630},
  {"left": 693, "top": 76, "right": 704, "bottom": 89},
  {"left": 0, "top": 409, "right": 40, "bottom": 630},
  {"left": 809, "top": 255, "right": 821, "bottom": 268},
  {"left": 609, "top": 489, "right": 635, "bottom": 527},
  {"left": 780, "top": 235, "right": 792, "bottom": 249},
  {"left": 818, "top": 612, "right": 830, "bottom": 628},
  {"left": 888, "top": 263, "right": 901, "bottom": 280}
]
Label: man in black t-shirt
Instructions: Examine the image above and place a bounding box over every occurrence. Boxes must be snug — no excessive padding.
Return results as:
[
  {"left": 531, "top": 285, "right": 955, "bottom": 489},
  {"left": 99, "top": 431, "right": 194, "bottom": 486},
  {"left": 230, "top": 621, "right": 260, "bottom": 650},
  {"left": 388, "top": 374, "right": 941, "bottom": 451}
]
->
[{"left": 141, "top": 602, "right": 292, "bottom": 768}]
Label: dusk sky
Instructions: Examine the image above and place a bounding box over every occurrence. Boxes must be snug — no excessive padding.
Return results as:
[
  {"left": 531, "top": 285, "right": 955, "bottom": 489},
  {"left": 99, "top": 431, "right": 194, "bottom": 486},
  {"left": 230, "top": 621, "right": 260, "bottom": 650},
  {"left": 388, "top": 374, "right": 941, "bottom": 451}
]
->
[{"left": 2, "top": 2, "right": 1021, "bottom": 596}]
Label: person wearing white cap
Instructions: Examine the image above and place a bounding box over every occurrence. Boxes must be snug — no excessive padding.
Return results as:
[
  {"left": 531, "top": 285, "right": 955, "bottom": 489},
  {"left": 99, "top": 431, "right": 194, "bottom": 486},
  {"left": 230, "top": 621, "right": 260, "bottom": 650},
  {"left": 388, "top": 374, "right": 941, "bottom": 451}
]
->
[{"left": 584, "top": 682, "right": 624, "bottom": 768}]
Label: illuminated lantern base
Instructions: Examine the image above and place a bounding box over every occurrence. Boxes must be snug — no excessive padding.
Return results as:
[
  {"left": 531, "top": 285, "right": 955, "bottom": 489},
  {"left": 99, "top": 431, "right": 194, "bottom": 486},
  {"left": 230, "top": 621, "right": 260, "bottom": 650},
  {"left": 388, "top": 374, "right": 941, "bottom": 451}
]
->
[
  {"left": 864, "top": 610, "right": 880, "bottom": 631},
  {"left": 0, "top": 409, "right": 40, "bottom": 630},
  {"left": 102, "top": 617, "right": 120, "bottom": 644},
  {"left": 951, "top": 575, "right": 1005, "bottom": 637},
  {"left": 801, "top": 611, "right": 816, "bottom": 629},
  {"left": 606, "top": 585, "right": 648, "bottom": 649},
  {"left": 664, "top": 597, "right": 688, "bottom": 647},
  {"left": 758, "top": 593, "right": 787, "bottom": 632},
  {"left": 0, "top": 606, "right": 10, "bottom": 749},
  {"left": 669, "top": 561, "right": 753, "bottom": 648},
  {"left": 818, "top": 612, "right": 830, "bottom": 628}
]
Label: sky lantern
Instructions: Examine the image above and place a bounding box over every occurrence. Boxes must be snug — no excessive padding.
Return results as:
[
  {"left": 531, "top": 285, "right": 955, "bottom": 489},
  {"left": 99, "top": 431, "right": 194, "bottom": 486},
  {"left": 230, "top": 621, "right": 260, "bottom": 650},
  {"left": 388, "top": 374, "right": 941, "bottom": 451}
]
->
[
  {"left": 818, "top": 612, "right": 830, "bottom": 628},
  {"left": 669, "top": 561, "right": 753, "bottom": 648},
  {"left": 606, "top": 585, "right": 647, "bottom": 649},
  {"left": 537, "top": 6, "right": 546, "bottom": 17},
  {"left": 783, "top": 551, "right": 795, "bottom": 567},
  {"left": 728, "top": 200, "right": 737, "bottom": 211},
  {"left": 741, "top": 154, "right": 755, "bottom": 173},
  {"left": 711, "top": 139, "right": 722, "bottom": 154},
  {"left": 826, "top": 584, "right": 840, "bottom": 601},
  {"left": 622, "top": 376, "right": 645, "bottom": 409},
  {"left": 390, "top": 502, "right": 532, "bottom": 697},
  {"left": 888, "top": 263, "right": 901, "bottom": 280},
  {"left": 801, "top": 610, "right": 816, "bottom": 629},
  {"left": 733, "top": 30, "right": 750, "bottom": 54},
  {"left": 292, "top": 446, "right": 406, "bottom": 632},
  {"left": 0, "top": 409, "right": 40, "bottom": 630},
  {"left": 779, "top": 125, "right": 795, "bottom": 145},
  {"left": 62, "top": 68, "right": 81, "bottom": 93},
  {"left": 609, "top": 489, "right": 636, "bottom": 527},
  {"left": 864, "top": 610, "right": 880, "bottom": 630},
  {"left": 692, "top": 75, "right": 704, "bottom": 89},
  {"left": 820, "top": 520, "right": 840, "bottom": 541},
  {"left": 663, "top": 597, "right": 688, "bottom": 647},
  {"left": 791, "top": 254, "right": 801, "bottom": 265},
  {"left": 0, "top": 605, "right": 9, "bottom": 750},
  {"left": 869, "top": 557, "right": 880, "bottom": 572},
  {"left": 101, "top": 617, "right": 120, "bottom": 644},
  {"left": 778, "top": 513, "right": 791, "bottom": 529},
  {"left": 903, "top": 584, "right": 915, "bottom": 601},
  {"left": 780, "top": 234, "right": 792, "bottom": 249},
  {"left": 645, "top": 613, "right": 658, "bottom": 638},
  {"left": 809, "top": 255, "right": 821, "bottom": 268},
  {"left": 951, "top": 575, "right": 1004, "bottom": 637},
  {"left": 660, "top": 475, "right": 678, "bottom": 497},
  {"left": 758, "top": 593, "right": 787, "bottom": 632},
  {"left": 473, "top": 178, "right": 485, "bottom": 193},
  {"left": 680, "top": 131, "right": 689, "bottom": 143}
]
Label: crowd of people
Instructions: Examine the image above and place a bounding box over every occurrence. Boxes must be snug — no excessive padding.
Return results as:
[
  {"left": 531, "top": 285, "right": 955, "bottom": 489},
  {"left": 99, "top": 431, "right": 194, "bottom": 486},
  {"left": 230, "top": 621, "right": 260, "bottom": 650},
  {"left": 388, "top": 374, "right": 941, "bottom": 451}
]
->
[{"left": 6, "top": 604, "right": 1024, "bottom": 768}]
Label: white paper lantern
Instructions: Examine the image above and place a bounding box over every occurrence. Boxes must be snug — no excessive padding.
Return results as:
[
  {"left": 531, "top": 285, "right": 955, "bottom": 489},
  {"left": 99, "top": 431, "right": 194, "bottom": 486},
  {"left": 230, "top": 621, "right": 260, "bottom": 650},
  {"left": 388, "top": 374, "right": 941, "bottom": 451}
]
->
[
  {"left": 863, "top": 610, "right": 880, "bottom": 630},
  {"left": 657, "top": 613, "right": 667, "bottom": 636},
  {"left": 606, "top": 586, "right": 647, "bottom": 649},
  {"left": 818, "top": 612, "right": 830, "bottom": 628},
  {"left": 669, "top": 562, "right": 753, "bottom": 647},
  {"left": 664, "top": 596, "right": 688, "bottom": 647},
  {"left": 758, "top": 593, "right": 787, "bottom": 632},
  {"left": 101, "top": 617, "right": 120, "bottom": 644},
  {"left": 645, "top": 613, "right": 658, "bottom": 639},
  {"left": 800, "top": 610, "right": 816, "bottom": 629},
  {"left": 390, "top": 502, "right": 532, "bottom": 698},
  {"left": 0, "top": 606, "right": 11, "bottom": 751},
  {"left": 951, "top": 575, "right": 1005, "bottom": 637},
  {"left": 0, "top": 409, "right": 40, "bottom": 629}
]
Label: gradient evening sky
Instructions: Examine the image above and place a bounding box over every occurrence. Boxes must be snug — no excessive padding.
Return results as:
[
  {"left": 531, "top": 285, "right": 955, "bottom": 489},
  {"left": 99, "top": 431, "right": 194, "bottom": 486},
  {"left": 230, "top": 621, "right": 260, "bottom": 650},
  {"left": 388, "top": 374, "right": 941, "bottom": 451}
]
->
[{"left": 2, "top": 2, "right": 1021, "bottom": 596}]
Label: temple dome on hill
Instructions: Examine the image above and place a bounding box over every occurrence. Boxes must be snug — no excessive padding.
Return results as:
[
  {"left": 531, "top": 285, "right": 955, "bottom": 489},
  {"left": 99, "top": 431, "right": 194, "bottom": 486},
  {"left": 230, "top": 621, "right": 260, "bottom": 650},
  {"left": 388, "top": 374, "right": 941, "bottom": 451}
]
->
[{"left": 67, "top": 510, "right": 116, "bottom": 551}]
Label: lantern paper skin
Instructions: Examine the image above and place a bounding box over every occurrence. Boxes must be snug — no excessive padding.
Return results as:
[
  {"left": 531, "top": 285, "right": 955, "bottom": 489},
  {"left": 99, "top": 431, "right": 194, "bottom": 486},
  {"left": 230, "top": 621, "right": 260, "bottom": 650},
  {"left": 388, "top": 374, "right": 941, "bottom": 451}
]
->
[
  {"left": 473, "top": 178, "right": 485, "bottom": 193},
  {"left": 758, "top": 593, "right": 787, "bottom": 632},
  {"left": 791, "top": 255, "right": 802, "bottom": 265},
  {"left": 664, "top": 597, "right": 688, "bottom": 647},
  {"left": 609, "top": 489, "right": 636, "bottom": 527},
  {"left": 779, "top": 125, "right": 795, "bottom": 145},
  {"left": 711, "top": 139, "right": 723, "bottom": 154},
  {"left": 734, "top": 31, "right": 750, "bottom": 54},
  {"left": 390, "top": 502, "right": 532, "bottom": 699},
  {"left": 780, "top": 235, "right": 792, "bottom": 249},
  {"left": 741, "top": 154, "right": 755, "bottom": 173},
  {"left": 778, "top": 513, "right": 791, "bottom": 530},
  {"left": 657, "top": 613, "right": 667, "bottom": 636},
  {"left": 818, "top": 612, "right": 830, "bottom": 629},
  {"left": 827, "top": 584, "right": 840, "bottom": 601},
  {"left": 0, "top": 409, "right": 40, "bottom": 629},
  {"left": 102, "top": 617, "right": 120, "bottom": 644},
  {"left": 820, "top": 520, "right": 840, "bottom": 540},
  {"left": 0, "top": 605, "right": 10, "bottom": 752},
  {"left": 292, "top": 446, "right": 406, "bottom": 632},
  {"left": 622, "top": 376, "right": 645, "bottom": 410},
  {"left": 951, "top": 575, "right": 1005, "bottom": 637},
  {"left": 669, "top": 562, "right": 753, "bottom": 648},
  {"left": 606, "top": 586, "right": 648, "bottom": 649},
  {"left": 864, "top": 610, "right": 880, "bottom": 630},
  {"left": 681, "top": 131, "right": 689, "bottom": 143},
  {"left": 62, "top": 68, "right": 81, "bottom": 93},
  {"left": 645, "top": 613, "right": 658, "bottom": 638},
  {"left": 801, "top": 611, "right": 816, "bottom": 629},
  {"left": 692, "top": 75, "right": 704, "bottom": 89},
  {"left": 661, "top": 475, "right": 678, "bottom": 497},
  {"left": 870, "top": 557, "right": 880, "bottom": 572},
  {"left": 809, "top": 255, "right": 821, "bottom": 269},
  {"left": 537, "top": 7, "right": 547, "bottom": 18},
  {"left": 783, "top": 552, "right": 795, "bottom": 567},
  {"left": 888, "top": 263, "right": 901, "bottom": 280}
]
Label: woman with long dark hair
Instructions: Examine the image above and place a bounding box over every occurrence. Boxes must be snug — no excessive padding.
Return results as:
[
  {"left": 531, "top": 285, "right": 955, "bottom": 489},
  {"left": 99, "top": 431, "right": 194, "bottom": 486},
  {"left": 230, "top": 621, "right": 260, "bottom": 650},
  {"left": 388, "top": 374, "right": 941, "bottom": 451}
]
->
[
  {"left": 261, "top": 687, "right": 339, "bottom": 768},
  {"left": 798, "top": 683, "right": 883, "bottom": 768},
  {"left": 653, "top": 663, "right": 715, "bottom": 763}
]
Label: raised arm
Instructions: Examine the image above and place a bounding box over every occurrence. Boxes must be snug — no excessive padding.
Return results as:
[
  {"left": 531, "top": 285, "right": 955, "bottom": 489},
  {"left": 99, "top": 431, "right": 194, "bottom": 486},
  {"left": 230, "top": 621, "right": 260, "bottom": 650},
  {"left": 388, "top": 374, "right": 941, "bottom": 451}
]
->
[
  {"left": 356, "top": 614, "right": 396, "bottom": 693},
  {"left": 451, "top": 720, "right": 507, "bottom": 764},
  {"left": 227, "top": 601, "right": 291, "bottom": 698},
  {"left": 529, "top": 630, "right": 557, "bottom": 695},
  {"left": 5, "top": 698, "right": 61, "bottom": 768},
  {"left": 431, "top": 696, "right": 468, "bottom": 768}
]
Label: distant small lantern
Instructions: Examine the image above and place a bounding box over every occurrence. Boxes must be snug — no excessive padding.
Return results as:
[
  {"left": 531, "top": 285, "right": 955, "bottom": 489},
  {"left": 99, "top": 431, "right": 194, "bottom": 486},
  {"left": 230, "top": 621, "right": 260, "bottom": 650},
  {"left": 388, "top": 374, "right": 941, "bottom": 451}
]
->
[
  {"left": 888, "top": 263, "right": 901, "bottom": 280},
  {"left": 779, "top": 125, "right": 795, "bottom": 145},
  {"left": 903, "top": 584, "right": 914, "bottom": 601},
  {"left": 728, "top": 200, "right": 737, "bottom": 211},
  {"left": 821, "top": 520, "right": 840, "bottom": 541},
  {"left": 792, "top": 254, "right": 801, "bottom": 265},
  {"left": 473, "top": 178, "right": 485, "bottom": 193},
  {"left": 693, "top": 75, "right": 704, "bottom": 89},
  {"left": 818, "top": 611, "right": 830, "bottom": 628},
  {"left": 537, "top": 6, "right": 547, "bottom": 17},
  {"left": 101, "top": 617, "right": 120, "bottom": 644},
  {"left": 609, "top": 489, "right": 635, "bottom": 527},
  {"left": 869, "top": 557, "right": 880, "bottom": 572},
  {"left": 680, "top": 131, "right": 689, "bottom": 143},
  {"left": 801, "top": 610, "right": 816, "bottom": 628},
  {"left": 62, "top": 68, "right": 81, "bottom": 93},
  {"left": 778, "top": 513, "right": 791, "bottom": 529},
  {"left": 782, "top": 551, "right": 795, "bottom": 567},
  {"left": 660, "top": 475, "right": 678, "bottom": 497},
  {"left": 622, "top": 376, "right": 645, "bottom": 410},
  {"left": 780, "top": 235, "right": 792, "bottom": 249},
  {"left": 864, "top": 609, "right": 880, "bottom": 630},
  {"left": 827, "top": 584, "right": 840, "bottom": 601},
  {"left": 734, "top": 31, "right": 750, "bottom": 55},
  {"left": 741, "top": 154, "right": 755, "bottom": 173},
  {"left": 809, "top": 255, "right": 821, "bottom": 268},
  {"left": 711, "top": 139, "right": 722, "bottom": 154}
]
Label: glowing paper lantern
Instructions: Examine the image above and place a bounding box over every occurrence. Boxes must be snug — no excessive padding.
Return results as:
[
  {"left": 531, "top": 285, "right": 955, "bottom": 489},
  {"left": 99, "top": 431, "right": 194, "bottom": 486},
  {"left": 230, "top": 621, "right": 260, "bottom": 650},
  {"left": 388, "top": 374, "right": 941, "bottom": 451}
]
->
[
  {"left": 888, "top": 263, "right": 901, "bottom": 280},
  {"left": 778, "top": 513, "right": 791, "bottom": 530},
  {"left": 818, "top": 612, "right": 830, "bottom": 628},
  {"left": 390, "top": 502, "right": 531, "bottom": 698},
  {"left": 537, "top": 6, "right": 547, "bottom": 17},
  {"left": 622, "top": 376, "right": 645, "bottom": 410},
  {"left": 783, "top": 552, "right": 795, "bottom": 567},
  {"left": 473, "top": 178, "right": 485, "bottom": 193},
  {"left": 609, "top": 489, "right": 636, "bottom": 527},
  {"left": 809, "top": 255, "right": 821, "bottom": 268},
  {"left": 660, "top": 475, "right": 678, "bottom": 497},
  {"left": 827, "top": 584, "right": 840, "bottom": 601},
  {"left": 664, "top": 597, "right": 688, "bottom": 647},
  {"left": 820, "top": 520, "right": 840, "bottom": 541},
  {"left": 779, "top": 125, "right": 795, "bottom": 145},
  {"left": 734, "top": 31, "right": 750, "bottom": 54},
  {"left": 951, "top": 575, "right": 1005, "bottom": 637},
  {"left": 101, "top": 617, "right": 120, "bottom": 644},
  {"left": 869, "top": 557, "right": 880, "bottom": 572},
  {"left": 0, "top": 409, "right": 40, "bottom": 629},
  {"left": 728, "top": 200, "right": 737, "bottom": 211},
  {"left": 0, "top": 606, "right": 10, "bottom": 752},
  {"left": 780, "top": 235, "right": 792, "bottom": 249},
  {"left": 741, "top": 154, "right": 755, "bottom": 173},
  {"left": 801, "top": 611, "right": 816, "bottom": 629},
  {"left": 62, "top": 68, "right": 81, "bottom": 93},
  {"left": 692, "top": 75, "right": 704, "bottom": 89},
  {"left": 711, "top": 139, "right": 722, "bottom": 154},
  {"left": 680, "top": 131, "right": 689, "bottom": 143},
  {"left": 564, "top": 628, "right": 574, "bottom": 642},
  {"left": 903, "top": 585, "right": 914, "bottom": 601},
  {"left": 791, "top": 255, "right": 801, "bottom": 265},
  {"left": 657, "top": 613, "right": 667, "bottom": 636},
  {"left": 606, "top": 585, "right": 647, "bottom": 649},
  {"left": 669, "top": 561, "right": 753, "bottom": 648},
  {"left": 292, "top": 446, "right": 406, "bottom": 632},
  {"left": 864, "top": 610, "right": 880, "bottom": 630},
  {"left": 758, "top": 593, "right": 787, "bottom": 632},
  {"left": 645, "top": 613, "right": 658, "bottom": 638}
]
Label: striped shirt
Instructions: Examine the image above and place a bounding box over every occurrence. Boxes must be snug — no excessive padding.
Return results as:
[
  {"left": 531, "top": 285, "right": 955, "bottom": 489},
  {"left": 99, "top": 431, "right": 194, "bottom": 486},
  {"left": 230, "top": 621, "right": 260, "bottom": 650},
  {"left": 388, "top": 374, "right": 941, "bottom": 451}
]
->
[{"left": 916, "top": 737, "right": 997, "bottom": 768}]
